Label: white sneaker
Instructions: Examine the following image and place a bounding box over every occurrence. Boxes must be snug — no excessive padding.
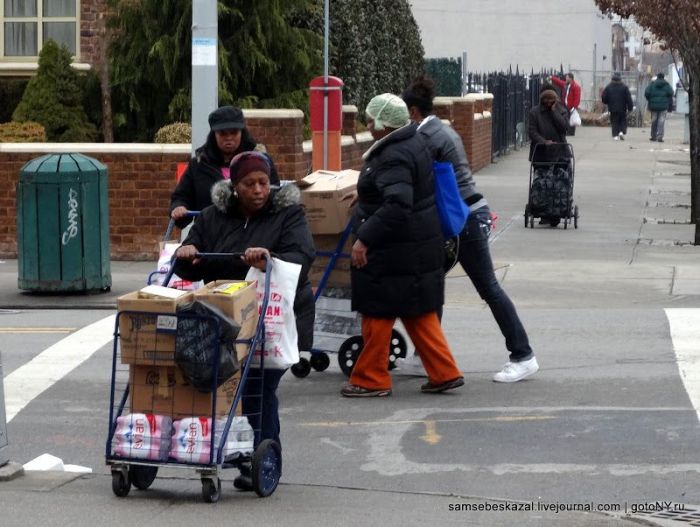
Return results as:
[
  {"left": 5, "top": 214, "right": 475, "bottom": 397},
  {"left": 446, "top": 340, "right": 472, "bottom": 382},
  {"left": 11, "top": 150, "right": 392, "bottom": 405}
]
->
[
  {"left": 619, "top": 132, "right": 625, "bottom": 141},
  {"left": 393, "top": 355, "right": 427, "bottom": 377},
  {"left": 613, "top": 136, "right": 620, "bottom": 141},
  {"left": 493, "top": 357, "right": 539, "bottom": 383}
]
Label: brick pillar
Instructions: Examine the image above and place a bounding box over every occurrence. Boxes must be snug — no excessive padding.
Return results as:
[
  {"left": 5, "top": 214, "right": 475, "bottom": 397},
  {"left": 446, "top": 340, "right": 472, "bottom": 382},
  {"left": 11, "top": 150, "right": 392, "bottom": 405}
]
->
[
  {"left": 243, "top": 109, "right": 307, "bottom": 181},
  {"left": 342, "top": 105, "right": 358, "bottom": 139},
  {"left": 433, "top": 97, "right": 454, "bottom": 122},
  {"left": 452, "top": 98, "right": 476, "bottom": 166}
]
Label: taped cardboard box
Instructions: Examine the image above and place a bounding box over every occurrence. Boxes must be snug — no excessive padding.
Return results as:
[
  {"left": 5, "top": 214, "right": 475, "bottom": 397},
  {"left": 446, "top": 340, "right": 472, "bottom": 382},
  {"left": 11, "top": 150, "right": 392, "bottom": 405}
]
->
[
  {"left": 298, "top": 169, "right": 359, "bottom": 234},
  {"left": 117, "top": 291, "right": 194, "bottom": 366},
  {"left": 193, "top": 280, "right": 259, "bottom": 361},
  {"left": 310, "top": 233, "right": 352, "bottom": 288},
  {"left": 129, "top": 365, "right": 241, "bottom": 419}
]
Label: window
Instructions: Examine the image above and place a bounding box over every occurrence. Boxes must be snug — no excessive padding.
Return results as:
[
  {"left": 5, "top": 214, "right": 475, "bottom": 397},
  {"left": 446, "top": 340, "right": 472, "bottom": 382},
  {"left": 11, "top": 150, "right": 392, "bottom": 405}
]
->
[{"left": 2, "top": 0, "right": 78, "bottom": 58}]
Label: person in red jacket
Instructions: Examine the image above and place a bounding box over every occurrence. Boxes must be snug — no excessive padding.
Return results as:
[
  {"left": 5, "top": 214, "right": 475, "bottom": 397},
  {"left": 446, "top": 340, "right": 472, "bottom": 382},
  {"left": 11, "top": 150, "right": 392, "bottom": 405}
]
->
[{"left": 550, "top": 73, "right": 581, "bottom": 136}]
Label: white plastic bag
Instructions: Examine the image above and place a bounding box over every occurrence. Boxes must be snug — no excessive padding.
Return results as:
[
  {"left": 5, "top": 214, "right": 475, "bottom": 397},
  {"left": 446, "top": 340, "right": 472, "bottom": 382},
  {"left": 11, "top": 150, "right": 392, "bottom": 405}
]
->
[
  {"left": 569, "top": 108, "right": 582, "bottom": 127},
  {"left": 245, "top": 257, "right": 301, "bottom": 369},
  {"left": 154, "top": 242, "right": 203, "bottom": 290}
]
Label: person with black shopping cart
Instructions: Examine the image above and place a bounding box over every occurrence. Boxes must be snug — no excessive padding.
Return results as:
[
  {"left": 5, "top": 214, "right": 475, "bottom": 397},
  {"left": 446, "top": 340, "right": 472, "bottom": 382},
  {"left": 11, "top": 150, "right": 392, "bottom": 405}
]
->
[{"left": 172, "top": 151, "right": 315, "bottom": 491}]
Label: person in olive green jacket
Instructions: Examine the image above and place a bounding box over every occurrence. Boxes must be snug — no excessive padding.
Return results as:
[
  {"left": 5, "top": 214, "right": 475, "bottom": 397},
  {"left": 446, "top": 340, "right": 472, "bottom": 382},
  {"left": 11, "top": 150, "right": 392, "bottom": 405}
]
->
[{"left": 644, "top": 73, "right": 674, "bottom": 142}]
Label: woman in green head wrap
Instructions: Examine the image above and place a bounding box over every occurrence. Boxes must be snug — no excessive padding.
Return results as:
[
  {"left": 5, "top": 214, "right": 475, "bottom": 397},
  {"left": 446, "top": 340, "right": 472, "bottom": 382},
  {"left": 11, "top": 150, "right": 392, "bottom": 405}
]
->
[{"left": 340, "top": 93, "right": 464, "bottom": 398}]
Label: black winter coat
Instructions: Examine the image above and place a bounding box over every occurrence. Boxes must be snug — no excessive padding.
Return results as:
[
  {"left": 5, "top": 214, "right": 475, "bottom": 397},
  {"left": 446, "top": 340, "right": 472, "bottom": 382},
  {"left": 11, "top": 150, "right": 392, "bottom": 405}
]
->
[
  {"left": 169, "top": 130, "right": 279, "bottom": 229},
  {"left": 172, "top": 183, "right": 316, "bottom": 351},
  {"left": 351, "top": 122, "right": 444, "bottom": 318},
  {"left": 602, "top": 80, "right": 634, "bottom": 114},
  {"left": 528, "top": 102, "right": 570, "bottom": 163}
]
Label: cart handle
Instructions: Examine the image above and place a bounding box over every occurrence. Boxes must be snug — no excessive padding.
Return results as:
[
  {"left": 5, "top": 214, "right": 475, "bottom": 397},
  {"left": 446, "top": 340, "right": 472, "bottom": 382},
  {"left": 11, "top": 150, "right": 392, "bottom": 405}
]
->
[
  {"left": 163, "top": 210, "right": 201, "bottom": 241},
  {"left": 161, "top": 251, "right": 274, "bottom": 287}
]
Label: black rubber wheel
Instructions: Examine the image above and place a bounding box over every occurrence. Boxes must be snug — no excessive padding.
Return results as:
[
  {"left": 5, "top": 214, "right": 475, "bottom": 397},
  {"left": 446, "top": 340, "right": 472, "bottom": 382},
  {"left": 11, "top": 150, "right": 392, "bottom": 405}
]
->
[
  {"left": 524, "top": 205, "right": 530, "bottom": 228},
  {"left": 529, "top": 214, "right": 534, "bottom": 228},
  {"left": 388, "top": 330, "right": 407, "bottom": 370},
  {"left": 574, "top": 205, "right": 579, "bottom": 229},
  {"left": 130, "top": 465, "right": 158, "bottom": 490},
  {"left": 309, "top": 352, "right": 330, "bottom": 372},
  {"left": 290, "top": 357, "right": 311, "bottom": 378},
  {"left": 338, "top": 335, "right": 364, "bottom": 377},
  {"left": 111, "top": 470, "right": 131, "bottom": 498},
  {"left": 252, "top": 439, "right": 282, "bottom": 498},
  {"left": 201, "top": 477, "right": 221, "bottom": 503},
  {"left": 550, "top": 217, "right": 561, "bottom": 228}
]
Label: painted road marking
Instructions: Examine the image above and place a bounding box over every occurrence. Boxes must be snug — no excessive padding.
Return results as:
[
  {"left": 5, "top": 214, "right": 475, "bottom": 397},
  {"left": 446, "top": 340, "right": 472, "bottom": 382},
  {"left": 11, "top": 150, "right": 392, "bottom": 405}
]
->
[
  {"left": 0, "top": 328, "right": 75, "bottom": 334},
  {"left": 302, "top": 415, "right": 556, "bottom": 428},
  {"left": 3, "top": 315, "right": 115, "bottom": 422},
  {"left": 420, "top": 420, "right": 441, "bottom": 445},
  {"left": 665, "top": 308, "right": 700, "bottom": 423}
]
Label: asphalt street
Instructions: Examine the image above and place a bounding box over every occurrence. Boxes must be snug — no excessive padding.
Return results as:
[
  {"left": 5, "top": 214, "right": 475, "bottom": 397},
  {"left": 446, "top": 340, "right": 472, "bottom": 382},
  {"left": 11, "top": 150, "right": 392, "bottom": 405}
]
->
[{"left": 1, "top": 114, "right": 699, "bottom": 526}]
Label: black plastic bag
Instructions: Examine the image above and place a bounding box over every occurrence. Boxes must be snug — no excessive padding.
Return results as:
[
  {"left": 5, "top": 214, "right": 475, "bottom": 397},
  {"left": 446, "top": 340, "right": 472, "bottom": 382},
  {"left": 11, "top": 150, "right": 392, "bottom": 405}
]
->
[{"left": 175, "top": 300, "right": 241, "bottom": 393}]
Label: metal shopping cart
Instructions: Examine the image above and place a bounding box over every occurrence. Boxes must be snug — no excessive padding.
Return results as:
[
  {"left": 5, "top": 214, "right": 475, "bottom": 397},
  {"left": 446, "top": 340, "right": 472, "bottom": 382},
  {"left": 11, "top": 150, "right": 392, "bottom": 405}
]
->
[
  {"left": 106, "top": 254, "right": 280, "bottom": 503},
  {"left": 290, "top": 220, "right": 408, "bottom": 378}
]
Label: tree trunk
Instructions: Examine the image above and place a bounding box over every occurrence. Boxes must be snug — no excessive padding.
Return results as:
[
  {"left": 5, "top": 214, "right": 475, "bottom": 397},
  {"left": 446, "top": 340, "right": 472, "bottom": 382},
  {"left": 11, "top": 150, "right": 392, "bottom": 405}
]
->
[{"left": 690, "top": 67, "right": 700, "bottom": 244}]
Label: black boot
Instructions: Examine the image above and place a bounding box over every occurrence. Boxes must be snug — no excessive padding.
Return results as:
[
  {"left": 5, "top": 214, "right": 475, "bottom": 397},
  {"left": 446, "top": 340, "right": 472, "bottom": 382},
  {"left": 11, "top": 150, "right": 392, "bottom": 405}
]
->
[{"left": 233, "top": 462, "right": 253, "bottom": 491}]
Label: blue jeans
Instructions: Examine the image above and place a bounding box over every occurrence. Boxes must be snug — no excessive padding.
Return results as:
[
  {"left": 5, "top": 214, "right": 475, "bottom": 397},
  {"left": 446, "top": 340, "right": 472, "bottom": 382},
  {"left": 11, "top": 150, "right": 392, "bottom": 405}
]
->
[
  {"left": 242, "top": 367, "right": 286, "bottom": 448},
  {"left": 458, "top": 207, "right": 533, "bottom": 362},
  {"left": 650, "top": 111, "right": 667, "bottom": 140}
]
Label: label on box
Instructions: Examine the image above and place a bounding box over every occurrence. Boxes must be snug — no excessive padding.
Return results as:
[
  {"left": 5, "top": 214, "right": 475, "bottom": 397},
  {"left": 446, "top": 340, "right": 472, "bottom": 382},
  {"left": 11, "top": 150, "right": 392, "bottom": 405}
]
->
[{"left": 156, "top": 315, "right": 177, "bottom": 332}]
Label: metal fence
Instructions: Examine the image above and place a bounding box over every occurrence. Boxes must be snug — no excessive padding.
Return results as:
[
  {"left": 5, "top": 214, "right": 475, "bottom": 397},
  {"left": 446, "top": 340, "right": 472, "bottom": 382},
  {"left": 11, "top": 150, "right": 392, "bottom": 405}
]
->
[{"left": 465, "top": 69, "right": 556, "bottom": 158}]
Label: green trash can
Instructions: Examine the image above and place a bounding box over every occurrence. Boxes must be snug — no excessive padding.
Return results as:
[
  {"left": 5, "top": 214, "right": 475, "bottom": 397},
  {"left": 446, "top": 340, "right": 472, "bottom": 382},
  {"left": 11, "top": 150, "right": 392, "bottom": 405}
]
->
[{"left": 17, "top": 153, "right": 112, "bottom": 292}]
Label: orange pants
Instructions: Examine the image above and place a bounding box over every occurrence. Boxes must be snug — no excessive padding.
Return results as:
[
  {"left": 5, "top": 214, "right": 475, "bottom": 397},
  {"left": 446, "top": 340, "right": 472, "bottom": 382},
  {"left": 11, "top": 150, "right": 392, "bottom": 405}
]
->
[{"left": 349, "top": 312, "right": 462, "bottom": 390}]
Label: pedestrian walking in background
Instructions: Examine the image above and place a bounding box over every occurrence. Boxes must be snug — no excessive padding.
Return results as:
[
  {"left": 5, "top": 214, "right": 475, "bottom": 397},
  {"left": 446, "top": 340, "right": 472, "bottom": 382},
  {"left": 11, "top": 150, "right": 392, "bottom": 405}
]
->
[
  {"left": 645, "top": 72, "right": 674, "bottom": 142},
  {"left": 549, "top": 73, "right": 581, "bottom": 136},
  {"left": 528, "top": 86, "right": 570, "bottom": 162},
  {"left": 340, "top": 93, "right": 464, "bottom": 398},
  {"left": 601, "top": 73, "right": 634, "bottom": 141},
  {"left": 528, "top": 86, "right": 572, "bottom": 228},
  {"left": 400, "top": 76, "right": 538, "bottom": 383},
  {"left": 170, "top": 105, "right": 279, "bottom": 230}
]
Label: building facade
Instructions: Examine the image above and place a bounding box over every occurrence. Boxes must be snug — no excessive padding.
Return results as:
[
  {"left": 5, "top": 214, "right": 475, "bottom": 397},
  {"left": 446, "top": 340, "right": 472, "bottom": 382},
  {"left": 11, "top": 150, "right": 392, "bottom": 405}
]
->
[
  {"left": 411, "top": 0, "right": 612, "bottom": 109},
  {"left": 0, "top": 0, "right": 104, "bottom": 76}
]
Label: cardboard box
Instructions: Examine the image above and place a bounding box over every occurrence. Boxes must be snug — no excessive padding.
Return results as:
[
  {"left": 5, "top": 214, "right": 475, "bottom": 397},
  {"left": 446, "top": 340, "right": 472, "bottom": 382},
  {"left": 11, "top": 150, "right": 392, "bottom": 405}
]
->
[
  {"left": 310, "top": 233, "right": 352, "bottom": 288},
  {"left": 129, "top": 365, "right": 241, "bottom": 419},
  {"left": 298, "top": 169, "right": 359, "bottom": 234},
  {"left": 117, "top": 291, "right": 195, "bottom": 366},
  {"left": 193, "top": 280, "right": 259, "bottom": 361}
]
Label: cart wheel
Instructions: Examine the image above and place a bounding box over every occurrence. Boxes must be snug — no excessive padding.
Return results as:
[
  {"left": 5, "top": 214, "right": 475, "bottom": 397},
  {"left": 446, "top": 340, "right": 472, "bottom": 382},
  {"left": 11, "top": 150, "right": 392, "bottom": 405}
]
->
[
  {"left": 252, "top": 439, "right": 282, "bottom": 498},
  {"left": 290, "top": 357, "right": 311, "bottom": 378},
  {"left": 130, "top": 465, "right": 158, "bottom": 490},
  {"left": 338, "top": 336, "right": 364, "bottom": 377},
  {"left": 388, "top": 330, "right": 408, "bottom": 370},
  {"left": 309, "top": 352, "right": 330, "bottom": 372},
  {"left": 564, "top": 217, "right": 568, "bottom": 229},
  {"left": 111, "top": 470, "right": 131, "bottom": 498},
  {"left": 574, "top": 205, "right": 579, "bottom": 229},
  {"left": 524, "top": 205, "right": 530, "bottom": 228},
  {"left": 201, "top": 477, "right": 221, "bottom": 503},
  {"left": 529, "top": 215, "right": 534, "bottom": 229}
]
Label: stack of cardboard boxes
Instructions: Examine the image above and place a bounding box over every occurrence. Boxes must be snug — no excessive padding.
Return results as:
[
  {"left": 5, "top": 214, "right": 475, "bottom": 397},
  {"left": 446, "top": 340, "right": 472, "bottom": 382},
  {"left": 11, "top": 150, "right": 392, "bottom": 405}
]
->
[
  {"left": 298, "top": 169, "right": 359, "bottom": 288},
  {"left": 116, "top": 281, "right": 259, "bottom": 420}
]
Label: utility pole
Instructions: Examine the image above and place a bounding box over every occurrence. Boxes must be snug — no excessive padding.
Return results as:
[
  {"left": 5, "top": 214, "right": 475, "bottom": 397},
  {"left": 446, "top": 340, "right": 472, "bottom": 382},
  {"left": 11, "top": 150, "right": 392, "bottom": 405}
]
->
[{"left": 191, "top": 0, "right": 218, "bottom": 155}]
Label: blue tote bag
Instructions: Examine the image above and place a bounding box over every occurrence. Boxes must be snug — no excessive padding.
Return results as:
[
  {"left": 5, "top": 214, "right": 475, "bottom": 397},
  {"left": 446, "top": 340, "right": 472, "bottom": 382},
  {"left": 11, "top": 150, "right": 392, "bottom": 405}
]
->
[{"left": 432, "top": 161, "right": 470, "bottom": 238}]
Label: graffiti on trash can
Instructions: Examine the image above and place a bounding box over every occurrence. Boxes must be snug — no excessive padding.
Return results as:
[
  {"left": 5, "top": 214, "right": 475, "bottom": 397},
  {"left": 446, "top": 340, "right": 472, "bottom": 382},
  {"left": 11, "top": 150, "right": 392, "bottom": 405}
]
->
[{"left": 61, "top": 188, "right": 79, "bottom": 245}]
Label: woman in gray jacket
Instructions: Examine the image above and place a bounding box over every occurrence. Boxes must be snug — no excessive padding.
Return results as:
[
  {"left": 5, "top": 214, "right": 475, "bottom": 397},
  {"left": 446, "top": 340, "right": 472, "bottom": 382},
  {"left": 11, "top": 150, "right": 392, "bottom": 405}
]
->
[{"left": 401, "top": 77, "right": 538, "bottom": 383}]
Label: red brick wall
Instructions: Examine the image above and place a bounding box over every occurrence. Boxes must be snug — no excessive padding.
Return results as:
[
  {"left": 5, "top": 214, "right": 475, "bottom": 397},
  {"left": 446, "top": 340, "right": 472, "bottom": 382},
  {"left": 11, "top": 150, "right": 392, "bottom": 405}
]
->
[
  {"left": 80, "top": 0, "right": 107, "bottom": 65},
  {"left": 0, "top": 101, "right": 493, "bottom": 260}
]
